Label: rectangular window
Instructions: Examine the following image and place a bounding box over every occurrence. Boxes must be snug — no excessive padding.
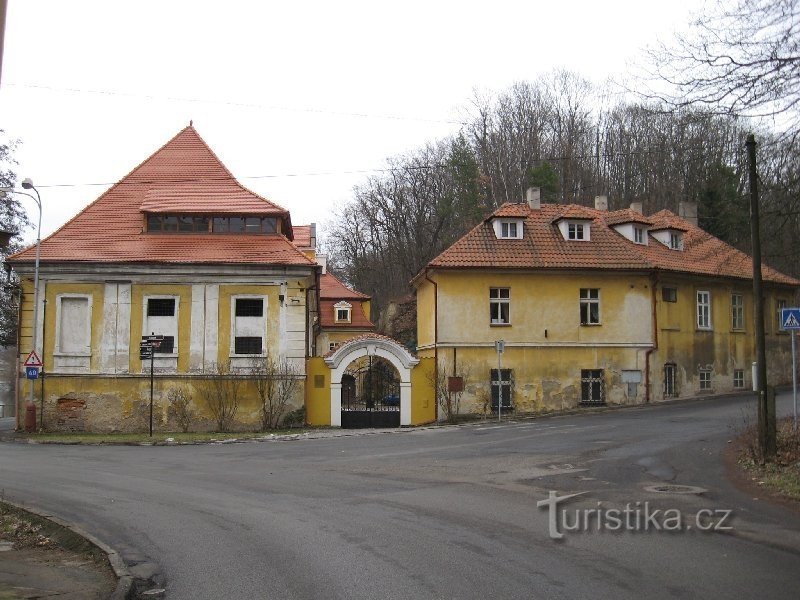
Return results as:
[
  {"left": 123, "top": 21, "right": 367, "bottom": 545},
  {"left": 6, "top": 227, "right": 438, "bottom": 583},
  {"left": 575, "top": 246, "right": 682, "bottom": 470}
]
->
[
  {"left": 329, "top": 342, "right": 340, "bottom": 352},
  {"left": 489, "top": 288, "right": 510, "bottom": 324},
  {"left": 568, "top": 223, "right": 586, "bottom": 240},
  {"left": 777, "top": 299, "right": 788, "bottom": 331},
  {"left": 212, "top": 217, "right": 277, "bottom": 234},
  {"left": 337, "top": 309, "right": 350, "bottom": 322},
  {"left": 662, "top": 287, "right": 677, "bottom": 303},
  {"left": 57, "top": 296, "right": 91, "bottom": 354},
  {"left": 490, "top": 369, "right": 513, "bottom": 410},
  {"left": 232, "top": 296, "right": 266, "bottom": 355},
  {"left": 500, "top": 221, "right": 517, "bottom": 238},
  {"left": 733, "top": 369, "right": 744, "bottom": 389},
  {"left": 731, "top": 294, "right": 744, "bottom": 330},
  {"left": 580, "top": 288, "right": 600, "bottom": 325},
  {"left": 634, "top": 227, "right": 644, "bottom": 244},
  {"left": 664, "top": 363, "right": 677, "bottom": 397},
  {"left": 697, "top": 291, "right": 711, "bottom": 329},
  {"left": 145, "top": 297, "right": 179, "bottom": 354},
  {"left": 261, "top": 218, "right": 278, "bottom": 233},
  {"left": 581, "top": 369, "right": 605, "bottom": 404},
  {"left": 699, "top": 369, "right": 712, "bottom": 390},
  {"left": 670, "top": 233, "right": 681, "bottom": 249}
]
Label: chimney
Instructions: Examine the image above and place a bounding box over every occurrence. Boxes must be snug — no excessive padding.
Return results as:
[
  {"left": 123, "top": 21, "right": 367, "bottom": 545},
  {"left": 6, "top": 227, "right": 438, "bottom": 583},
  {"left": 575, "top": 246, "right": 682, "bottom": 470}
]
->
[
  {"left": 630, "top": 201, "right": 643, "bottom": 215},
  {"left": 309, "top": 223, "right": 317, "bottom": 250},
  {"left": 525, "top": 187, "right": 541, "bottom": 210},
  {"left": 678, "top": 201, "right": 698, "bottom": 227},
  {"left": 594, "top": 195, "right": 608, "bottom": 211}
]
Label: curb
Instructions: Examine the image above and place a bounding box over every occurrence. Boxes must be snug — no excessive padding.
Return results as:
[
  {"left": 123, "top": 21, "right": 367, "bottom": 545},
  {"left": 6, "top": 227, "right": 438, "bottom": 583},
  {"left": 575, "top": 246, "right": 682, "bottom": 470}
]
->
[{"left": 1, "top": 498, "right": 134, "bottom": 599}]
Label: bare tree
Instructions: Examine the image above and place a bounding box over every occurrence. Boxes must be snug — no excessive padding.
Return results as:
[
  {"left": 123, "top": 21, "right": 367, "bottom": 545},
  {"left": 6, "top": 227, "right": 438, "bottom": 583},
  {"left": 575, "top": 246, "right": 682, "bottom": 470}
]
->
[
  {"left": 640, "top": 0, "right": 800, "bottom": 141},
  {"left": 197, "top": 361, "right": 242, "bottom": 432},
  {"left": 252, "top": 354, "right": 301, "bottom": 430},
  {"left": 431, "top": 359, "right": 472, "bottom": 423},
  {"left": 167, "top": 387, "right": 195, "bottom": 433}
]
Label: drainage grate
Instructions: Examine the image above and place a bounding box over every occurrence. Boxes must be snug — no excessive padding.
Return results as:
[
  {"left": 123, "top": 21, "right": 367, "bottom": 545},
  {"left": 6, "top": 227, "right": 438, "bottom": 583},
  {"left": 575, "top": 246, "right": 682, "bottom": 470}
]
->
[{"left": 643, "top": 484, "right": 707, "bottom": 495}]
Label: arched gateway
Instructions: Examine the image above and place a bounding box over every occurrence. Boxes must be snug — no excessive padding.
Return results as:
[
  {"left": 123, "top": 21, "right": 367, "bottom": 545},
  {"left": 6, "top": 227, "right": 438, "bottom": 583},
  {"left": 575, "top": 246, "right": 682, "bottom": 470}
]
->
[{"left": 324, "top": 335, "right": 420, "bottom": 427}]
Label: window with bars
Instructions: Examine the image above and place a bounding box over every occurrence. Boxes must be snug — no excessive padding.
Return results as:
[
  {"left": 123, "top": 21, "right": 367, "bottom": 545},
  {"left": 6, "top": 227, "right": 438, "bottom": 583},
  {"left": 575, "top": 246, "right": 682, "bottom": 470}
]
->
[
  {"left": 580, "top": 288, "right": 600, "bottom": 325},
  {"left": 581, "top": 369, "right": 605, "bottom": 404},
  {"left": 699, "top": 369, "right": 712, "bottom": 390},
  {"left": 234, "top": 336, "right": 262, "bottom": 355},
  {"left": 490, "top": 369, "right": 513, "bottom": 410},
  {"left": 733, "top": 369, "right": 744, "bottom": 389},
  {"left": 490, "top": 288, "right": 510, "bottom": 325},
  {"left": 235, "top": 298, "right": 264, "bottom": 317}
]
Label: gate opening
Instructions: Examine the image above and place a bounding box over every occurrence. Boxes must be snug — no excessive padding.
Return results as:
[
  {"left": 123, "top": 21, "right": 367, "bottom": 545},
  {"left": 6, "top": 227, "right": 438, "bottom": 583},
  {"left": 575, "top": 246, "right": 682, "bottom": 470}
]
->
[{"left": 340, "top": 354, "right": 400, "bottom": 428}]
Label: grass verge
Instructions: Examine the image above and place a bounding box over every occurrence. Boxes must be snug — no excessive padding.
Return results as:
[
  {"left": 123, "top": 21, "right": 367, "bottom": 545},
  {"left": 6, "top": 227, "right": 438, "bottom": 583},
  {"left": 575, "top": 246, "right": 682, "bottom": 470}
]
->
[{"left": 736, "top": 416, "right": 800, "bottom": 502}]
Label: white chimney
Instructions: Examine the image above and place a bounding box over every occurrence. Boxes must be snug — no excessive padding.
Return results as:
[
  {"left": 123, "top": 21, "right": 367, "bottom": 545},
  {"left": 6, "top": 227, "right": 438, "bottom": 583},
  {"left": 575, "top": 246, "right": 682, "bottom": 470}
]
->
[
  {"left": 526, "top": 187, "right": 541, "bottom": 210},
  {"left": 630, "top": 202, "right": 643, "bottom": 215},
  {"left": 594, "top": 195, "right": 608, "bottom": 211}
]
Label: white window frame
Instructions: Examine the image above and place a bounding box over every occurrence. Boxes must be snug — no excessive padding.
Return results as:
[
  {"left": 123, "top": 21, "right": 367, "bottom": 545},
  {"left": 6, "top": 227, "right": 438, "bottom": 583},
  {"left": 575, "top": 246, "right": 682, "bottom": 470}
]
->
[
  {"left": 696, "top": 291, "right": 711, "bottom": 330},
  {"left": 490, "top": 287, "right": 510, "bottom": 325},
  {"left": 493, "top": 219, "right": 523, "bottom": 240},
  {"left": 230, "top": 294, "right": 267, "bottom": 357},
  {"left": 733, "top": 369, "right": 744, "bottom": 389},
  {"left": 633, "top": 227, "right": 644, "bottom": 244},
  {"left": 568, "top": 222, "right": 586, "bottom": 240},
  {"left": 669, "top": 232, "right": 681, "bottom": 250},
  {"left": 580, "top": 288, "right": 601, "bottom": 325},
  {"left": 334, "top": 301, "right": 352, "bottom": 323},
  {"left": 143, "top": 295, "right": 179, "bottom": 356},
  {"left": 54, "top": 294, "right": 93, "bottom": 356},
  {"left": 731, "top": 293, "right": 744, "bottom": 331},
  {"left": 777, "top": 298, "right": 788, "bottom": 332},
  {"left": 699, "top": 369, "right": 712, "bottom": 391}
]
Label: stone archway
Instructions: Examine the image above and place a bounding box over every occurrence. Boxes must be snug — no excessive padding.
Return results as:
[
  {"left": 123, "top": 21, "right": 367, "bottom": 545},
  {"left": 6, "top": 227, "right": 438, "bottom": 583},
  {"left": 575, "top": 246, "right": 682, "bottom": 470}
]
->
[{"left": 325, "top": 335, "right": 419, "bottom": 427}]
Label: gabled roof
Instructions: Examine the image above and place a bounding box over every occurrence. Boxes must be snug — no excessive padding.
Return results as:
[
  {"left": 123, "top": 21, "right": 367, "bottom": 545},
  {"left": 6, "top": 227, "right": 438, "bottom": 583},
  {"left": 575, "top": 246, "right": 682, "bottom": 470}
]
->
[
  {"left": 9, "top": 126, "right": 313, "bottom": 266},
  {"left": 604, "top": 209, "right": 654, "bottom": 227},
  {"left": 422, "top": 202, "right": 799, "bottom": 286},
  {"left": 320, "top": 273, "right": 370, "bottom": 300},
  {"left": 320, "top": 300, "right": 374, "bottom": 329}
]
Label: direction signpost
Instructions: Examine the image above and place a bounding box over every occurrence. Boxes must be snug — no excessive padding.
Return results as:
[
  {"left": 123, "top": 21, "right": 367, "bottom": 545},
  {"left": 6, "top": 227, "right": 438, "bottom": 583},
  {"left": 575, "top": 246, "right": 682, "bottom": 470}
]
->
[
  {"left": 141, "top": 334, "right": 164, "bottom": 437},
  {"left": 781, "top": 308, "right": 800, "bottom": 428},
  {"left": 495, "top": 340, "right": 505, "bottom": 422}
]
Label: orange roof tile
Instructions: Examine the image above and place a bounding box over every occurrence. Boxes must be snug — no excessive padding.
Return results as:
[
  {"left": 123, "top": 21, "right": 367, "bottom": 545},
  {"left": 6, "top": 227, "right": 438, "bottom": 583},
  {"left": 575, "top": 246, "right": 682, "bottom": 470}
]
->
[
  {"left": 9, "top": 126, "right": 312, "bottom": 266},
  {"left": 319, "top": 300, "right": 375, "bottom": 329},
  {"left": 292, "top": 225, "right": 313, "bottom": 249},
  {"left": 323, "top": 333, "right": 412, "bottom": 358},
  {"left": 320, "top": 273, "right": 370, "bottom": 300},
  {"left": 424, "top": 202, "right": 799, "bottom": 286},
  {"left": 603, "top": 208, "right": 654, "bottom": 227}
]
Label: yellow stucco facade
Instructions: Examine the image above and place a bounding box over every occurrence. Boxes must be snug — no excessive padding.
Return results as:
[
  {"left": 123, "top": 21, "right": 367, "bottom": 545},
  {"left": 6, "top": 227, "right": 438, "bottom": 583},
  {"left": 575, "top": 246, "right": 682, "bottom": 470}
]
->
[{"left": 416, "top": 268, "right": 795, "bottom": 415}]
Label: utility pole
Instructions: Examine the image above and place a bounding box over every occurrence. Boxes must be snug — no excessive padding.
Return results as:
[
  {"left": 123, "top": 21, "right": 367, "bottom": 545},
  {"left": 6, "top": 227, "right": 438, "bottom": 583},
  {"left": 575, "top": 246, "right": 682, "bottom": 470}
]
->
[{"left": 746, "top": 133, "right": 776, "bottom": 460}]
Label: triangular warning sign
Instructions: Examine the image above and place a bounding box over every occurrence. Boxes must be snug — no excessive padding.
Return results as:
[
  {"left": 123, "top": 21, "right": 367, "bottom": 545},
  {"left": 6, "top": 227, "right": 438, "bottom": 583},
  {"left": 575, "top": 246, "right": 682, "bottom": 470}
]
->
[
  {"left": 784, "top": 313, "right": 800, "bottom": 329},
  {"left": 24, "top": 351, "right": 42, "bottom": 367}
]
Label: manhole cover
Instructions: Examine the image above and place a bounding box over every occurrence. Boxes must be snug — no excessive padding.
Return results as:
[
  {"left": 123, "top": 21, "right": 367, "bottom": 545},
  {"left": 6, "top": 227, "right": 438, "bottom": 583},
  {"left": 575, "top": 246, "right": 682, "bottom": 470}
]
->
[{"left": 643, "top": 484, "right": 707, "bottom": 495}]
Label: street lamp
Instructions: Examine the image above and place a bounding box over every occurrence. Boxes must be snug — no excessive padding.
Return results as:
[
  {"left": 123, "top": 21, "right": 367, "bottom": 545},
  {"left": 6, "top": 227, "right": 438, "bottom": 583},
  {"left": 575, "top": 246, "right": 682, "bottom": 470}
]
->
[{"left": 0, "top": 178, "right": 43, "bottom": 425}]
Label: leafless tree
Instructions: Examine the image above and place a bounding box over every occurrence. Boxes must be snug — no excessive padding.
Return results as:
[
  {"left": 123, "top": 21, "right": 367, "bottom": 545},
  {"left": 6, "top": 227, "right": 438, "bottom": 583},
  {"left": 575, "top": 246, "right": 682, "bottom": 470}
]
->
[
  {"left": 431, "top": 359, "right": 472, "bottom": 423},
  {"left": 252, "top": 354, "right": 302, "bottom": 430},
  {"left": 167, "top": 387, "right": 195, "bottom": 433},
  {"left": 197, "top": 361, "right": 242, "bottom": 432},
  {"left": 639, "top": 0, "right": 800, "bottom": 142}
]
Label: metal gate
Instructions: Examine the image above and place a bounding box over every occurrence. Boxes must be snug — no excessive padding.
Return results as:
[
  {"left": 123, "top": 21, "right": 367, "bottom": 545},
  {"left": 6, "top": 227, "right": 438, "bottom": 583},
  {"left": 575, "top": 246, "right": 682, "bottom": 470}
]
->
[{"left": 341, "top": 355, "right": 400, "bottom": 428}]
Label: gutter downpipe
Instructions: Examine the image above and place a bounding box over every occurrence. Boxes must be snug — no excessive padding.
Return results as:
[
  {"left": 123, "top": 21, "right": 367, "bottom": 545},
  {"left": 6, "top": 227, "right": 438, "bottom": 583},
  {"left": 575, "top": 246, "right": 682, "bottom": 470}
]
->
[
  {"left": 645, "top": 271, "right": 659, "bottom": 403},
  {"left": 424, "top": 268, "right": 439, "bottom": 421}
]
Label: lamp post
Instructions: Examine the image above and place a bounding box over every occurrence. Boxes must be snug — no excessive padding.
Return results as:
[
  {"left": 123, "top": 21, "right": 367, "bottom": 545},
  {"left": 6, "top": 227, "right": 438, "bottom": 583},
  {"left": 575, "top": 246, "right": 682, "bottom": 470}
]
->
[{"left": 0, "top": 178, "right": 42, "bottom": 424}]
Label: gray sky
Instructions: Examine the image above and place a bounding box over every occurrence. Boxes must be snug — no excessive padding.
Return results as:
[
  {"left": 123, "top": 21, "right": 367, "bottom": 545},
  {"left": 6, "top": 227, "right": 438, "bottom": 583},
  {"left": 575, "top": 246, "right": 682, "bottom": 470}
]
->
[{"left": 1, "top": 0, "right": 705, "bottom": 241}]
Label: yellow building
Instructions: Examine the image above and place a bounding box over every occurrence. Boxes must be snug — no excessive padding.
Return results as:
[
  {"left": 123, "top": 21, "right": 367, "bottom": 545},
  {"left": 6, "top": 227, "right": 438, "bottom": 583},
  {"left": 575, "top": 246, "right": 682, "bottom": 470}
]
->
[
  {"left": 8, "top": 126, "right": 321, "bottom": 432},
  {"left": 414, "top": 191, "right": 798, "bottom": 416}
]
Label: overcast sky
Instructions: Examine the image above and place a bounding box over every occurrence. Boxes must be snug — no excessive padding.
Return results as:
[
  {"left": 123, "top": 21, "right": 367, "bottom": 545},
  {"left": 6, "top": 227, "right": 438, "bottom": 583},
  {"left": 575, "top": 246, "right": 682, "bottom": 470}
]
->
[{"left": 1, "top": 0, "right": 706, "bottom": 242}]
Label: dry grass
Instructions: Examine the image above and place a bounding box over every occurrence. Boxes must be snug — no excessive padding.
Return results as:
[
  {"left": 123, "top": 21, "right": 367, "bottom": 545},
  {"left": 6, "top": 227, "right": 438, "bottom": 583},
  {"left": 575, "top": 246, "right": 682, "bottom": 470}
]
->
[{"left": 737, "top": 417, "right": 800, "bottom": 501}]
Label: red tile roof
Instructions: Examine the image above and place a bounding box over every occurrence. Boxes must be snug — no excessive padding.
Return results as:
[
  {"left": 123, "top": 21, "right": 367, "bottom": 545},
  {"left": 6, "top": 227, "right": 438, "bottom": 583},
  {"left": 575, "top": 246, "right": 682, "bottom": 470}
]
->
[
  {"left": 9, "top": 126, "right": 314, "bottom": 266},
  {"left": 603, "top": 208, "right": 654, "bottom": 227},
  {"left": 320, "top": 273, "right": 370, "bottom": 300},
  {"left": 292, "top": 225, "right": 313, "bottom": 249},
  {"left": 319, "top": 300, "right": 375, "bottom": 329},
  {"left": 424, "top": 203, "right": 799, "bottom": 286},
  {"left": 324, "top": 333, "right": 414, "bottom": 358}
]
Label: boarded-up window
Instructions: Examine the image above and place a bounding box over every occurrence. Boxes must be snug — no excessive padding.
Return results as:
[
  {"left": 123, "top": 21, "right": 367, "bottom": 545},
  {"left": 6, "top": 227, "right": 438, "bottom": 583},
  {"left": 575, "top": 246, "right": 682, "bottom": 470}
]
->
[
  {"left": 145, "top": 297, "right": 179, "bottom": 354},
  {"left": 233, "top": 297, "right": 266, "bottom": 355},
  {"left": 58, "top": 297, "right": 91, "bottom": 353}
]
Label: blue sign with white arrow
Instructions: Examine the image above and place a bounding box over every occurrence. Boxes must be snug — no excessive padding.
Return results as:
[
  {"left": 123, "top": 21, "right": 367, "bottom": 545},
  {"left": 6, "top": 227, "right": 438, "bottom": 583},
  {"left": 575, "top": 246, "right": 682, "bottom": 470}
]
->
[{"left": 781, "top": 308, "right": 800, "bottom": 330}]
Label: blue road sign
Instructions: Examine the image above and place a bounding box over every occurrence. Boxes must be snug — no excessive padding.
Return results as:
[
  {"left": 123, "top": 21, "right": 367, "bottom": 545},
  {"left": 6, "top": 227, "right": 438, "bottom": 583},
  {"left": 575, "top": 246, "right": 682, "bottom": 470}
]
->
[
  {"left": 781, "top": 308, "right": 800, "bottom": 330},
  {"left": 26, "top": 366, "right": 40, "bottom": 380}
]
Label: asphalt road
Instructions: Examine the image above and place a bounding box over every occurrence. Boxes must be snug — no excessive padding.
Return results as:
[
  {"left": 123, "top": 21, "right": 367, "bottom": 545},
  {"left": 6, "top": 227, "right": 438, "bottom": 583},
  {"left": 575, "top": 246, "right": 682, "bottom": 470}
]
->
[{"left": 2, "top": 394, "right": 800, "bottom": 599}]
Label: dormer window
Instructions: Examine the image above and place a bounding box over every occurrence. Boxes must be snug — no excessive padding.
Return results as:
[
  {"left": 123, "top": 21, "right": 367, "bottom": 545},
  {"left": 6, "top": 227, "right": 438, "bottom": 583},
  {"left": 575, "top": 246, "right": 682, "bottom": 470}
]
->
[
  {"left": 670, "top": 232, "right": 681, "bottom": 250},
  {"left": 651, "top": 229, "right": 684, "bottom": 250},
  {"left": 493, "top": 219, "right": 523, "bottom": 239},
  {"left": 634, "top": 227, "right": 644, "bottom": 244},
  {"left": 334, "top": 301, "right": 352, "bottom": 323}
]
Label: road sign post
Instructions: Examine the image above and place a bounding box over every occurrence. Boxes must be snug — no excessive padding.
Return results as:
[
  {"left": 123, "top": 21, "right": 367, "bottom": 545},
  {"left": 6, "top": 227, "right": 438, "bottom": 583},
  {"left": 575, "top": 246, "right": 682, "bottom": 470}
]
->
[
  {"left": 781, "top": 308, "right": 800, "bottom": 428},
  {"left": 141, "top": 334, "right": 164, "bottom": 437}
]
